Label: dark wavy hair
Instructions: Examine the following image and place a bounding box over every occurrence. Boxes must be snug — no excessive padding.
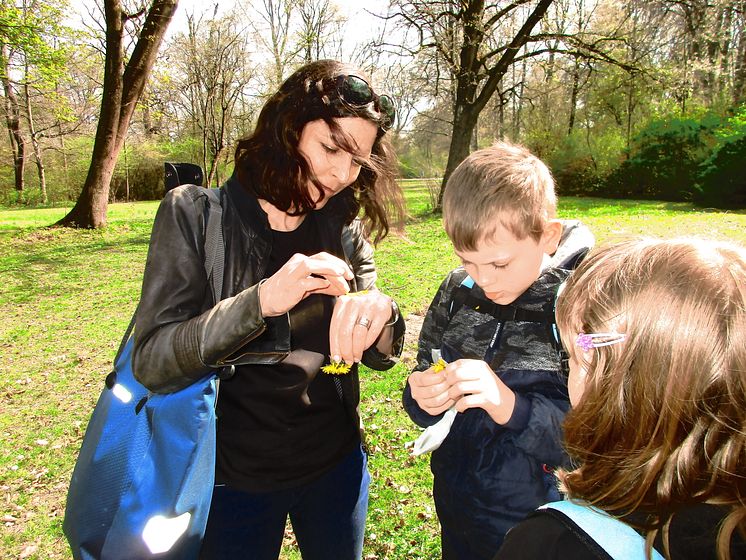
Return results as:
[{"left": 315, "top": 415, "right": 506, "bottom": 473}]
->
[{"left": 234, "top": 60, "right": 404, "bottom": 244}]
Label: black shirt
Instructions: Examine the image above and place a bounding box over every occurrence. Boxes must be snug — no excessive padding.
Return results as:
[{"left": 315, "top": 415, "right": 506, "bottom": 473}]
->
[
  {"left": 215, "top": 214, "right": 358, "bottom": 492},
  {"left": 494, "top": 503, "right": 745, "bottom": 560}
]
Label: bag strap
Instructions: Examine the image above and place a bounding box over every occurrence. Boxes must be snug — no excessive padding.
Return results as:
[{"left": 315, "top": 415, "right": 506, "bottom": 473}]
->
[
  {"left": 540, "top": 501, "right": 664, "bottom": 560},
  {"left": 114, "top": 185, "right": 224, "bottom": 365},
  {"left": 193, "top": 186, "right": 226, "bottom": 398},
  {"left": 448, "top": 275, "right": 556, "bottom": 324},
  {"left": 199, "top": 187, "right": 225, "bottom": 304}
]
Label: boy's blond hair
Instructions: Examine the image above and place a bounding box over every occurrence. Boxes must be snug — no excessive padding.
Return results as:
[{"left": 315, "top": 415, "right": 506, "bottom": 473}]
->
[
  {"left": 442, "top": 141, "right": 557, "bottom": 250},
  {"left": 556, "top": 237, "right": 746, "bottom": 560}
]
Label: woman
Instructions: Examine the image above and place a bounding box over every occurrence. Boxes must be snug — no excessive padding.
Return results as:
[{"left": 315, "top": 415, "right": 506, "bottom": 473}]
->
[
  {"left": 133, "top": 60, "right": 406, "bottom": 560},
  {"left": 494, "top": 238, "right": 746, "bottom": 560}
]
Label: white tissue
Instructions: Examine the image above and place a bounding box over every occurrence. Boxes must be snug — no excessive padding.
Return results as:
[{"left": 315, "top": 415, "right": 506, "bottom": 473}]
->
[{"left": 411, "top": 407, "right": 457, "bottom": 455}]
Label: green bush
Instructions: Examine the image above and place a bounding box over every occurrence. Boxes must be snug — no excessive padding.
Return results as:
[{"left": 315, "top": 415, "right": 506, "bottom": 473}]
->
[
  {"left": 604, "top": 117, "right": 719, "bottom": 201},
  {"left": 552, "top": 153, "right": 604, "bottom": 196},
  {"left": 694, "top": 134, "right": 746, "bottom": 208},
  {"left": 545, "top": 133, "right": 619, "bottom": 197}
]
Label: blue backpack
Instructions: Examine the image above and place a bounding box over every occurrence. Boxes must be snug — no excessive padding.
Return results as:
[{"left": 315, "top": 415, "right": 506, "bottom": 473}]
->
[
  {"left": 541, "top": 501, "right": 665, "bottom": 560},
  {"left": 63, "top": 186, "right": 224, "bottom": 560}
]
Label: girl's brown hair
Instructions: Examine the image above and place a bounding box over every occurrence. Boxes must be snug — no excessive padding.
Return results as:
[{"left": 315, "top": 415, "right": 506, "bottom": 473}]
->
[
  {"left": 555, "top": 237, "right": 746, "bottom": 560},
  {"left": 233, "top": 59, "right": 404, "bottom": 244}
]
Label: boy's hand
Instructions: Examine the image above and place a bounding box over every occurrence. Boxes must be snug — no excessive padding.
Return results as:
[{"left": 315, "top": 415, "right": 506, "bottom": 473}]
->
[
  {"left": 445, "top": 359, "right": 516, "bottom": 425},
  {"left": 408, "top": 367, "right": 455, "bottom": 416}
]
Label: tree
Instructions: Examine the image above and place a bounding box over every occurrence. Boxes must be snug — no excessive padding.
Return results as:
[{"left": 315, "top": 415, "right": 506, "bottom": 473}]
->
[
  {"left": 296, "top": 0, "right": 344, "bottom": 63},
  {"left": 56, "top": 0, "right": 178, "bottom": 228},
  {"left": 253, "top": 0, "right": 297, "bottom": 92},
  {"left": 734, "top": 0, "right": 746, "bottom": 104},
  {"left": 390, "top": 0, "right": 556, "bottom": 207},
  {"left": 171, "top": 9, "right": 255, "bottom": 186},
  {"left": 0, "top": 41, "right": 25, "bottom": 194},
  {"left": 659, "top": 0, "right": 746, "bottom": 110},
  {"left": 0, "top": 0, "right": 71, "bottom": 201}
]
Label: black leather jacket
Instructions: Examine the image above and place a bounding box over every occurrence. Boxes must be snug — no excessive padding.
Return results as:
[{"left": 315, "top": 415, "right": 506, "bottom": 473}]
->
[{"left": 132, "top": 176, "right": 405, "bottom": 402}]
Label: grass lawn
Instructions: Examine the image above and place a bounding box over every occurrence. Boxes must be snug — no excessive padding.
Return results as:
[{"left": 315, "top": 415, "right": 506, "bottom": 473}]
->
[{"left": 1, "top": 179, "right": 745, "bottom": 559}]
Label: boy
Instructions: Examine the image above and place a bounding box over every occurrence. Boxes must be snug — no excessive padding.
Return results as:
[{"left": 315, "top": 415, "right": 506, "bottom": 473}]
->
[{"left": 403, "top": 142, "right": 593, "bottom": 560}]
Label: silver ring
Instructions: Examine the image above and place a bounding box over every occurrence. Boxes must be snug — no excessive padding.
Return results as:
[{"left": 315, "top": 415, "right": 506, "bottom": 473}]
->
[{"left": 356, "top": 317, "right": 371, "bottom": 329}]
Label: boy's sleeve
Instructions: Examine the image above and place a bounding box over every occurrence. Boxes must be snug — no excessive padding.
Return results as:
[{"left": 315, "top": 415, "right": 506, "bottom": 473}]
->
[
  {"left": 502, "top": 390, "right": 571, "bottom": 467},
  {"left": 402, "top": 273, "right": 455, "bottom": 428}
]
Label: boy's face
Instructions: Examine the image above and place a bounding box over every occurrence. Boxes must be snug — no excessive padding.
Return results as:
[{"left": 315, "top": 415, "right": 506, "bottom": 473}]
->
[{"left": 454, "top": 220, "right": 561, "bottom": 305}]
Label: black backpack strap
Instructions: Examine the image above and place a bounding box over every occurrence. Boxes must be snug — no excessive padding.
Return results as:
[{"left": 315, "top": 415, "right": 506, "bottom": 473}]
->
[
  {"left": 447, "top": 277, "right": 556, "bottom": 325},
  {"left": 446, "top": 274, "right": 568, "bottom": 373},
  {"left": 200, "top": 187, "right": 225, "bottom": 304},
  {"left": 185, "top": 184, "right": 231, "bottom": 388}
]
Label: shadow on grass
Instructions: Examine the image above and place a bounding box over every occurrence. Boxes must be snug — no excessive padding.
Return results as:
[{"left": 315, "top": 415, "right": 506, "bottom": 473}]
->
[{"left": 0, "top": 227, "right": 152, "bottom": 304}]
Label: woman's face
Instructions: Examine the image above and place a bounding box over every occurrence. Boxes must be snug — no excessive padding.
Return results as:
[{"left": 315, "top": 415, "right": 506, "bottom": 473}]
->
[{"left": 297, "top": 118, "right": 378, "bottom": 209}]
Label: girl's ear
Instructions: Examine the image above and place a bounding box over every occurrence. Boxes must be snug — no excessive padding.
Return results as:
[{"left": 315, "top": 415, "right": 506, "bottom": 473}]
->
[{"left": 541, "top": 219, "right": 563, "bottom": 255}]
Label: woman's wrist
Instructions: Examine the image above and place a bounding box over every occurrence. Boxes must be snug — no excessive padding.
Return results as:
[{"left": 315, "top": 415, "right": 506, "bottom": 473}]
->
[{"left": 383, "top": 299, "right": 400, "bottom": 328}]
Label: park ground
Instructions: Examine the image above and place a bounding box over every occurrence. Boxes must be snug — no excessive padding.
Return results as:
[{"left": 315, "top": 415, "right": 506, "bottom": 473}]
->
[{"left": 2, "top": 180, "right": 746, "bottom": 559}]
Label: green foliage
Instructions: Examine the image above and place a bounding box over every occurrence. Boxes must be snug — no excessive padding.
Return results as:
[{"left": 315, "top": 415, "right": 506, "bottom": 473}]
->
[
  {"left": 714, "top": 104, "right": 746, "bottom": 140},
  {"left": 604, "top": 116, "right": 720, "bottom": 201},
  {"left": 545, "top": 131, "right": 626, "bottom": 197},
  {"left": 0, "top": 0, "right": 77, "bottom": 117},
  {"left": 0, "top": 136, "right": 207, "bottom": 206},
  {"left": 694, "top": 134, "right": 746, "bottom": 208}
]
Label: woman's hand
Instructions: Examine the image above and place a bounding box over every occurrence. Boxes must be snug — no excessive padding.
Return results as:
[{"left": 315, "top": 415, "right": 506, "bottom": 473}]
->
[
  {"left": 407, "top": 367, "right": 455, "bottom": 416},
  {"left": 329, "top": 289, "right": 394, "bottom": 365},
  {"left": 259, "top": 252, "right": 353, "bottom": 317},
  {"left": 444, "top": 359, "right": 516, "bottom": 425}
]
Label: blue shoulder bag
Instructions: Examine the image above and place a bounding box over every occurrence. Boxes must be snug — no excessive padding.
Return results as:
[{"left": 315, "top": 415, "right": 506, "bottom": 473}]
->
[{"left": 63, "top": 186, "right": 224, "bottom": 560}]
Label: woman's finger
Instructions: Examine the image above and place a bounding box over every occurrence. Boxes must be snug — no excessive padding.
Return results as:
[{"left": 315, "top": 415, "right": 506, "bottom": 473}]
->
[{"left": 302, "top": 252, "right": 354, "bottom": 281}]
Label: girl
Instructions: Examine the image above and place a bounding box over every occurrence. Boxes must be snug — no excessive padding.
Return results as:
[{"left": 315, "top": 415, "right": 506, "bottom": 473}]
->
[{"left": 495, "top": 237, "right": 746, "bottom": 560}]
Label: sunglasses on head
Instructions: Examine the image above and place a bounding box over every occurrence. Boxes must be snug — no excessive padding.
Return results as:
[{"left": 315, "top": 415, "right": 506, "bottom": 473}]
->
[{"left": 334, "top": 74, "right": 396, "bottom": 131}]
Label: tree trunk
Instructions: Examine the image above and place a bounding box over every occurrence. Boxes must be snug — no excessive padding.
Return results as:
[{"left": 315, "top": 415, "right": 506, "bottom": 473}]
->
[
  {"left": 438, "top": 105, "right": 479, "bottom": 208},
  {"left": 512, "top": 59, "right": 527, "bottom": 139},
  {"left": 436, "top": 0, "right": 555, "bottom": 209},
  {"left": 1, "top": 44, "right": 25, "bottom": 194},
  {"left": 24, "top": 78, "right": 47, "bottom": 203},
  {"left": 568, "top": 57, "right": 580, "bottom": 135},
  {"left": 55, "top": 0, "right": 178, "bottom": 228},
  {"left": 734, "top": 2, "right": 746, "bottom": 105}
]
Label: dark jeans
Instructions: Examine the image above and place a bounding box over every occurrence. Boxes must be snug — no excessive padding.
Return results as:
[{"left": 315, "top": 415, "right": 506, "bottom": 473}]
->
[
  {"left": 436, "top": 468, "right": 562, "bottom": 560},
  {"left": 199, "top": 445, "right": 369, "bottom": 560}
]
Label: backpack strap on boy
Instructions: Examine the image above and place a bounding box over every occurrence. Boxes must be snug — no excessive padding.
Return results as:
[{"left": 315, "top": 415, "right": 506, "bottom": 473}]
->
[
  {"left": 540, "top": 501, "right": 664, "bottom": 560},
  {"left": 447, "top": 274, "right": 568, "bottom": 370},
  {"left": 448, "top": 275, "right": 557, "bottom": 328}
]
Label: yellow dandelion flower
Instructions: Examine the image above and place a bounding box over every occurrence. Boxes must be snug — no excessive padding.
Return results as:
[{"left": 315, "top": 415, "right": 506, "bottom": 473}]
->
[
  {"left": 321, "top": 360, "right": 352, "bottom": 375},
  {"left": 432, "top": 358, "right": 448, "bottom": 373}
]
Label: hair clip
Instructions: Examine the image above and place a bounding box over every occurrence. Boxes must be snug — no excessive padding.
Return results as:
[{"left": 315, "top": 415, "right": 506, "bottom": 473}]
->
[{"left": 576, "top": 332, "right": 626, "bottom": 352}]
